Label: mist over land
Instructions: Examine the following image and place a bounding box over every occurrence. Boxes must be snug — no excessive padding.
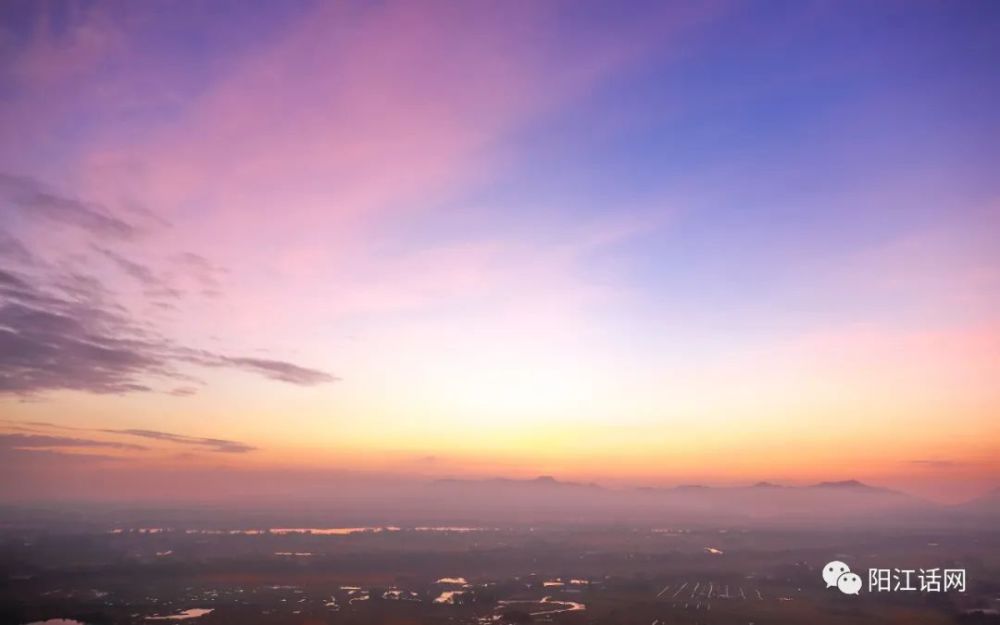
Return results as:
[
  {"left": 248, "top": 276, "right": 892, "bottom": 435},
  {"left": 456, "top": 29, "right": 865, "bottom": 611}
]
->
[
  {"left": 5, "top": 463, "right": 999, "bottom": 527},
  {"left": 3, "top": 483, "right": 1000, "bottom": 625}
]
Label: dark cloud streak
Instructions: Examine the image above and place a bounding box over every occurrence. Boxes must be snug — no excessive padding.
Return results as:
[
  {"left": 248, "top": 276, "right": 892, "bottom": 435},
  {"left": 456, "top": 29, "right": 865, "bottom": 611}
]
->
[
  {"left": 0, "top": 229, "right": 34, "bottom": 263},
  {"left": 0, "top": 266, "right": 335, "bottom": 395},
  {"left": 909, "top": 459, "right": 965, "bottom": 469},
  {"left": 0, "top": 173, "right": 337, "bottom": 395},
  {"left": 0, "top": 172, "right": 135, "bottom": 239},
  {"left": 217, "top": 356, "right": 337, "bottom": 385},
  {"left": 94, "top": 246, "right": 184, "bottom": 299},
  {"left": 95, "top": 246, "right": 158, "bottom": 284},
  {"left": 0, "top": 433, "right": 148, "bottom": 451},
  {"left": 101, "top": 428, "right": 257, "bottom": 453}
]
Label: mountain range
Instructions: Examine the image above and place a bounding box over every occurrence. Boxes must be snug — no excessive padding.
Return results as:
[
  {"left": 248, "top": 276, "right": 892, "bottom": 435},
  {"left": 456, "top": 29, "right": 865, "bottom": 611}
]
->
[{"left": 416, "top": 476, "right": 997, "bottom": 527}]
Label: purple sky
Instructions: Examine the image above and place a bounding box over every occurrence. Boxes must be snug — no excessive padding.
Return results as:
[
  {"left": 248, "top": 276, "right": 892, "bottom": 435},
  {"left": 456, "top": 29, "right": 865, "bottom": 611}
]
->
[{"left": 1, "top": 1, "right": 998, "bottom": 503}]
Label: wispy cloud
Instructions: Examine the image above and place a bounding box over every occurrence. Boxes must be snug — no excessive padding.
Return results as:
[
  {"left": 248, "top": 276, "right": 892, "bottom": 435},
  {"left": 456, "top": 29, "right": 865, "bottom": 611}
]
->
[
  {"left": 0, "top": 263, "right": 335, "bottom": 395},
  {"left": 101, "top": 428, "right": 256, "bottom": 454},
  {"left": 0, "top": 172, "right": 135, "bottom": 239},
  {"left": 0, "top": 229, "right": 34, "bottom": 264},
  {"left": 0, "top": 169, "right": 336, "bottom": 396},
  {"left": 2, "top": 421, "right": 256, "bottom": 455},
  {"left": 210, "top": 356, "right": 336, "bottom": 386},
  {"left": 172, "top": 252, "right": 226, "bottom": 293},
  {"left": 909, "top": 459, "right": 965, "bottom": 469},
  {"left": 0, "top": 295, "right": 162, "bottom": 395},
  {"left": 0, "top": 433, "right": 148, "bottom": 451},
  {"left": 94, "top": 246, "right": 158, "bottom": 285},
  {"left": 93, "top": 245, "right": 184, "bottom": 299}
]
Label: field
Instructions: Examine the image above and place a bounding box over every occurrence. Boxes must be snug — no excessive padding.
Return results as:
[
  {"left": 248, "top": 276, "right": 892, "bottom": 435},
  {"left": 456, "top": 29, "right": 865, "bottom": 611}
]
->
[{"left": 2, "top": 521, "right": 997, "bottom": 625}]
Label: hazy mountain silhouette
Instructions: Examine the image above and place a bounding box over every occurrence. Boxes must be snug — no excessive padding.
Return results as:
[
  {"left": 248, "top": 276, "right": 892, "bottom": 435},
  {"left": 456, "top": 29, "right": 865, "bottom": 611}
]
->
[
  {"left": 953, "top": 486, "right": 1000, "bottom": 516},
  {"left": 416, "top": 476, "right": 957, "bottom": 527}
]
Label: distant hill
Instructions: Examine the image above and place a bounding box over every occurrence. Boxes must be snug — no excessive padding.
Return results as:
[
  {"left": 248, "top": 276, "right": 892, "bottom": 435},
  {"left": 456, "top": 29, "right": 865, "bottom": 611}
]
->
[
  {"left": 418, "top": 476, "right": 953, "bottom": 527},
  {"left": 432, "top": 475, "right": 601, "bottom": 489},
  {"left": 952, "top": 486, "right": 1000, "bottom": 518},
  {"left": 810, "top": 479, "right": 890, "bottom": 491}
]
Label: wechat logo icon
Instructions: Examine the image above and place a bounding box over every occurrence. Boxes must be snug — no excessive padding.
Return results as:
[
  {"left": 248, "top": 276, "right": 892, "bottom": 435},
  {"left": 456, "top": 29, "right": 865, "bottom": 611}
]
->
[{"left": 823, "top": 560, "right": 861, "bottom": 595}]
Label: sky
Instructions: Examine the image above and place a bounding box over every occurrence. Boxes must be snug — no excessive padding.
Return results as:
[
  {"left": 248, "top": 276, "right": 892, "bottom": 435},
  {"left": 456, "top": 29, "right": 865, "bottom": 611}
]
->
[{"left": 0, "top": 0, "right": 998, "bottom": 504}]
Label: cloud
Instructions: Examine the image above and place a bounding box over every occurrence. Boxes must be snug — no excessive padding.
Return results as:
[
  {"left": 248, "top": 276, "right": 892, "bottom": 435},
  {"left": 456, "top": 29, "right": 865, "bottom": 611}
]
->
[
  {"left": 0, "top": 445, "right": 122, "bottom": 467},
  {"left": 0, "top": 167, "right": 336, "bottom": 396},
  {"left": 93, "top": 246, "right": 184, "bottom": 299},
  {"left": 909, "top": 459, "right": 965, "bottom": 469},
  {"left": 0, "top": 298, "right": 163, "bottom": 395},
  {"left": 0, "top": 264, "right": 335, "bottom": 395},
  {"left": 2, "top": 420, "right": 256, "bottom": 455},
  {"left": 101, "top": 428, "right": 256, "bottom": 454},
  {"left": 213, "top": 357, "right": 337, "bottom": 386},
  {"left": 172, "top": 349, "right": 339, "bottom": 386},
  {"left": 0, "top": 172, "right": 135, "bottom": 239},
  {"left": 94, "top": 246, "right": 158, "bottom": 285},
  {"left": 0, "top": 269, "right": 32, "bottom": 291},
  {"left": 172, "top": 252, "right": 227, "bottom": 291},
  {"left": 0, "top": 433, "right": 148, "bottom": 451},
  {"left": 0, "top": 229, "right": 34, "bottom": 264}
]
